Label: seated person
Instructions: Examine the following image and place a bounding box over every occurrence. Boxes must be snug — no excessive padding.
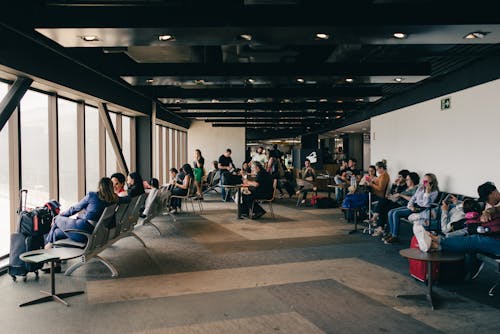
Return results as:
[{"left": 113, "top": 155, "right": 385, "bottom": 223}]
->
[
  {"left": 389, "top": 169, "right": 410, "bottom": 195},
  {"left": 241, "top": 161, "right": 274, "bottom": 219},
  {"left": 111, "top": 172, "right": 128, "bottom": 197},
  {"left": 369, "top": 160, "right": 390, "bottom": 200},
  {"left": 127, "top": 172, "right": 145, "bottom": 197},
  {"left": 141, "top": 178, "right": 160, "bottom": 219},
  {"left": 371, "top": 172, "right": 419, "bottom": 236},
  {"left": 169, "top": 164, "right": 193, "bottom": 214},
  {"left": 165, "top": 168, "right": 179, "bottom": 189},
  {"left": 358, "top": 165, "right": 376, "bottom": 187},
  {"left": 45, "top": 177, "right": 119, "bottom": 248},
  {"left": 440, "top": 197, "right": 482, "bottom": 237},
  {"left": 383, "top": 173, "right": 439, "bottom": 244},
  {"left": 296, "top": 158, "right": 316, "bottom": 204},
  {"left": 478, "top": 182, "right": 500, "bottom": 222}
]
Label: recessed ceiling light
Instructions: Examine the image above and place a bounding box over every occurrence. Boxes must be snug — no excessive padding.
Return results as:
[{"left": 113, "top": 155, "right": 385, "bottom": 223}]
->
[
  {"left": 393, "top": 32, "right": 408, "bottom": 39},
  {"left": 158, "top": 34, "right": 175, "bottom": 41},
  {"left": 355, "top": 98, "right": 364, "bottom": 102},
  {"left": 335, "top": 115, "right": 342, "bottom": 119},
  {"left": 246, "top": 98, "right": 256, "bottom": 103},
  {"left": 345, "top": 78, "right": 354, "bottom": 83},
  {"left": 246, "top": 78, "right": 255, "bottom": 84},
  {"left": 81, "top": 35, "right": 99, "bottom": 42},
  {"left": 145, "top": 79, "right": 154, "bottom": 84},
  {"left": 239, "top": 34, "right": 253, "bottom": 41},
  {"left": 394, "top": 77, "right": 404, "bottom": 83},
  {"left": 336, "top": 110, "right": 343, "bottom": 113},
  {"left": 464, "top": 31, "right": 488, "bottom": 39},
  {"left": 315, "top": 33, "right": 330, "bottom": 40},
  {"left": 211, "top": 99, "right": 219, "bottom": 103},
  {"left": 319, "top": 98, "right": 328, "bottom": 102},
  {"left": 282, "top": 99, "right": 291, "bottom": 103},
  {"left": 296, "top": 78, "right": 305, "bottom": 83},
  {"left": 336, "top": 100, "right": 343, "bottom": 103}
]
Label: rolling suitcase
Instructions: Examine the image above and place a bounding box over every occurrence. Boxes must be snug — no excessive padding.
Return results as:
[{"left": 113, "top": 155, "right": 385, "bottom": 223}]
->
[
  {"left": 409, "top": 236, "right": 439, "bottom": 282},
  {"left": 8, "top": 189, "right": 45, "bottom": 282}
]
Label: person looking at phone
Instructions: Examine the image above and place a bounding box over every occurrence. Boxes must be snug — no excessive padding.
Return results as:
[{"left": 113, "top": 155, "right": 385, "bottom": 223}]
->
[
  {"left": 359, "top": 165, "right": 376, "bottom": 187},
  {"left": 383, "top": 173, "right": 439, "bottom": 244},
  {"left": 477, "top": 182, "right": 500, "bottom": 222}
]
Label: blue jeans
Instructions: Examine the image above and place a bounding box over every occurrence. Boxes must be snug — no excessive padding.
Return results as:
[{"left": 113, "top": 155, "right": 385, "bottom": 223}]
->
[
  {"left": 46, "top": 216, "right": 93, "bottom": 244},
  {"left": 441, "top": 234, "right": 500, "bottom": 256},
  {"left": 220, "top": 180, "right": 229, "bottom": 201},
  {"left": 387, "top": 207, "right": 412, "bottom": 237},
  {"left": 441, "top": 234, "right": 500, "bottom": 273}
]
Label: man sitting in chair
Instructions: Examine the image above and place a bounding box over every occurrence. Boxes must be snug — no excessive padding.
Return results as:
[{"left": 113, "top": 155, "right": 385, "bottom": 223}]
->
[{"left": 241, "top": 161, "right": 274, "bottom": 219}]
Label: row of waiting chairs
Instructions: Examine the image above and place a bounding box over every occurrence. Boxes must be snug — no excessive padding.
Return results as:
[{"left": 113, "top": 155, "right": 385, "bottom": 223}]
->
[{"left": 53, "top": 194, "right": 147, "bottom": 277}]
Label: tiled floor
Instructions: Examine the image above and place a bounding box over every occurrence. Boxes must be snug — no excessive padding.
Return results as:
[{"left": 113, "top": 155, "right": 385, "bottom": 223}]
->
[{"left": 1, "top": 194, "right": 500, "bottom": 333}]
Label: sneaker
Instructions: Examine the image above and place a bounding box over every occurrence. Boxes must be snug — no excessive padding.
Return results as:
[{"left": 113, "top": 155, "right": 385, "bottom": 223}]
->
[
  {"left": 471, "top": 261, "right": 485, "bottom": 280},
  {"left": 251, "top": 210, "right": 266, "bottom": 220},
  {"left": 169, "top": 208, "right": 178, "bottom": 214},
  {"left": 372, "top": 227, "right": 384, "bottom": 237}
]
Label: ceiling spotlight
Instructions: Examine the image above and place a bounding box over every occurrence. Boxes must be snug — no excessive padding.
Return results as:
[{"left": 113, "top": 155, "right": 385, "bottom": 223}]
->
[
  {"left": 355, "top": 98, "right": 364, "bottom": 102},
  {"left": 246, "top": 98, "right": 256, "bottom": 103},
  {"left": 335, "top": 115, "right": 342, "bottom": 119},
  {"left": 319, "top": 98, "right": 328, "bottom": 102},
  {"left": 145, "top": 79, "right": 154, "bottom": 84},
  {"left": 464, "top": 31, "right": 488, "bottom": 39},
  {"left": 394, "top": 77, "right": 404, "bottom": 83},
  {"left": 315, "top": 33, "right": 330, "bottom": 40},
  {"left": 296, "top": 78, "right": 305, "bottom": 83},
  {"left": 211, "top": 99, "right": 219, "bottom": 103},
  {"left": 158, "top": 34, "right": 175, "bottom": 41},
  {"left": 345, "top": 78, "right": 354, "bottom": 83},
  {"left": 239, "top": 34, "right": 253, "bottom": 41},
  {"left": 282, "top": 99, "right": 291, "bottom": 103},
  {"left": 81, "top": 35, "right": 99, "bottom": 42},
  {"left": 246, "top": 78, "right": 255, "bottom": 84},
  {"left": 336, "top": 100, "right": 343, "bottom": 103},
  {"left": 393, "top": 32, "right": 408, "bottom": 39}
]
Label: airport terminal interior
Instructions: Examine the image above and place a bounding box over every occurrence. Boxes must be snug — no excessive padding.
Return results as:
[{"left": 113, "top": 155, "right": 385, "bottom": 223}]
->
[{"left": 1, "top": 1, "right": 500, "bottom": 333}]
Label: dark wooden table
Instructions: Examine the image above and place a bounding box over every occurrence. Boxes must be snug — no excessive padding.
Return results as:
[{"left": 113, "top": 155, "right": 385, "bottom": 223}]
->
[
  {"left": 398, "top": 248, "right": 464, "bottom": 310},
  {"left": 19, "top": 247, "right": 84, "bottom": 307}
]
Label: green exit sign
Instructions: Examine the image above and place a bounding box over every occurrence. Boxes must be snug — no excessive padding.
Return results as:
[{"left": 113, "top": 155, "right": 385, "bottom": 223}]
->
[{"left": 441, "top": 97, "right": 451, "bottom": 110}]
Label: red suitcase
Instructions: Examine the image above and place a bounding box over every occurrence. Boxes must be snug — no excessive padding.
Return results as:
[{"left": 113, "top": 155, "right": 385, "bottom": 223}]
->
[{"left": 408, "top": 236, "right": 440, "bottom": 282}]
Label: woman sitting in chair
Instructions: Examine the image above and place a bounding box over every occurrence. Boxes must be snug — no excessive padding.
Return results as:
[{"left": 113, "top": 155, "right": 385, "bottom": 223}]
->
[
  {"left": 169, "top": 164, "right": 194, "bottom": 214},
  {"left": 45, "top": 177, "right": 119, "bottom": 248},
  {"left": 242, "top": 161, "right": 274, "bottom": 219}
]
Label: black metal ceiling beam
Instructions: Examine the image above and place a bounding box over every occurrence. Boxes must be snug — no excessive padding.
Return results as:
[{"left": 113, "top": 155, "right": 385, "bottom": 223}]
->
[
  {"left": 0, "top": 23, "right": 189, "bottom": 128},
  {"left": 117, "top": 63, "right": 430, "bottom": 77},
  {"left": 164, "top": 102, "right": 359, "bottom": 110},
  {"left": 143, "top": 87, "right": 383, "bottom": 99},
  {"left": 4, "top": 3, "right": 500, "bottom": 27},
  {"left": 212, "top": 124, "right": 307, "bottom": 128},
  {"left": 175, "top": 111, "right": 343, "bottom": 118},
  {"left": 205, "top": 119, "right": 324, "bottom": 123}
]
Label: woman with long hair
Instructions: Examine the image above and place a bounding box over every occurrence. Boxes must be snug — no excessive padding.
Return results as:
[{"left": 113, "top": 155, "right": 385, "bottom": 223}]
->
[
  {"left": 110, "top": 172, "right": 128, "bottom": 197},
  {"left": 192, "top": 149, "right": 205, "bottom": 199},
  {"left": 45, "top": 177, "right": 118, "bottom": 248},
  {"left": 169, "top": 164, "right": 194, "bottom": 214},
  {"left": 127, "top": 171, "right": 145, "bottom": 197}
]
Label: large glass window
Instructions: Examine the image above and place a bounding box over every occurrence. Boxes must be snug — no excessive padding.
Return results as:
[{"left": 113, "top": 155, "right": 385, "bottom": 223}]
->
[
  {"left": 58, "top": 98, "right": 78, "bottom": 209},
  {"left": 20, "top": 90, "right": 49, "bottom": 207},
  {"left": 122, "top": 115, "right": 131, "bottom": 171},
  {"left": 85, "top": 105, "right": 100, "bottom": 192},
  {"left": 0, "top": 82, "right": 10, "bottom": 255},
  {"left": 105, "top": 112, "right": 117, "bottom": 176}
]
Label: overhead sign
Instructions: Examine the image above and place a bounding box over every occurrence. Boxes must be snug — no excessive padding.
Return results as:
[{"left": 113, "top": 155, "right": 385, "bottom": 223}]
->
[{"left": 441, "top": 97, "right": 451, "bottom": 110}]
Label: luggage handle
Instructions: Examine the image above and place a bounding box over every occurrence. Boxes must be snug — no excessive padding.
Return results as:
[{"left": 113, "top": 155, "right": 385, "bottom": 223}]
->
[{"left": 19, "top": 189, "right": 28, "bottom": 212}]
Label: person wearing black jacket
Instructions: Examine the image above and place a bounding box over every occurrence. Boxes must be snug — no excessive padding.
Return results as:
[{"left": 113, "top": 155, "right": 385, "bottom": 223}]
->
[{"left": 241, "top": 161, "right": 274, "bottom": 219}]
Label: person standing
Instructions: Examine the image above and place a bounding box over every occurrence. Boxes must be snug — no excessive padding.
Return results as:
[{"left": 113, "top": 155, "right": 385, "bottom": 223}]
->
[
  {"left": 193, "top": 149, "right": 205, "bottom": 199},
  {"left": 218, "top": 148, "right": 234, "bottom": 201}
]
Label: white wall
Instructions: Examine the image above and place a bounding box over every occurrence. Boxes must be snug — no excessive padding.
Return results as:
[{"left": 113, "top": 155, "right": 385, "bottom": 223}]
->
[
  {"left": 371, "top": 79, "right": 500, "bottom": 197},
  {"left": 187, "top": 121, "right": 246, "bottom": 170}
]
